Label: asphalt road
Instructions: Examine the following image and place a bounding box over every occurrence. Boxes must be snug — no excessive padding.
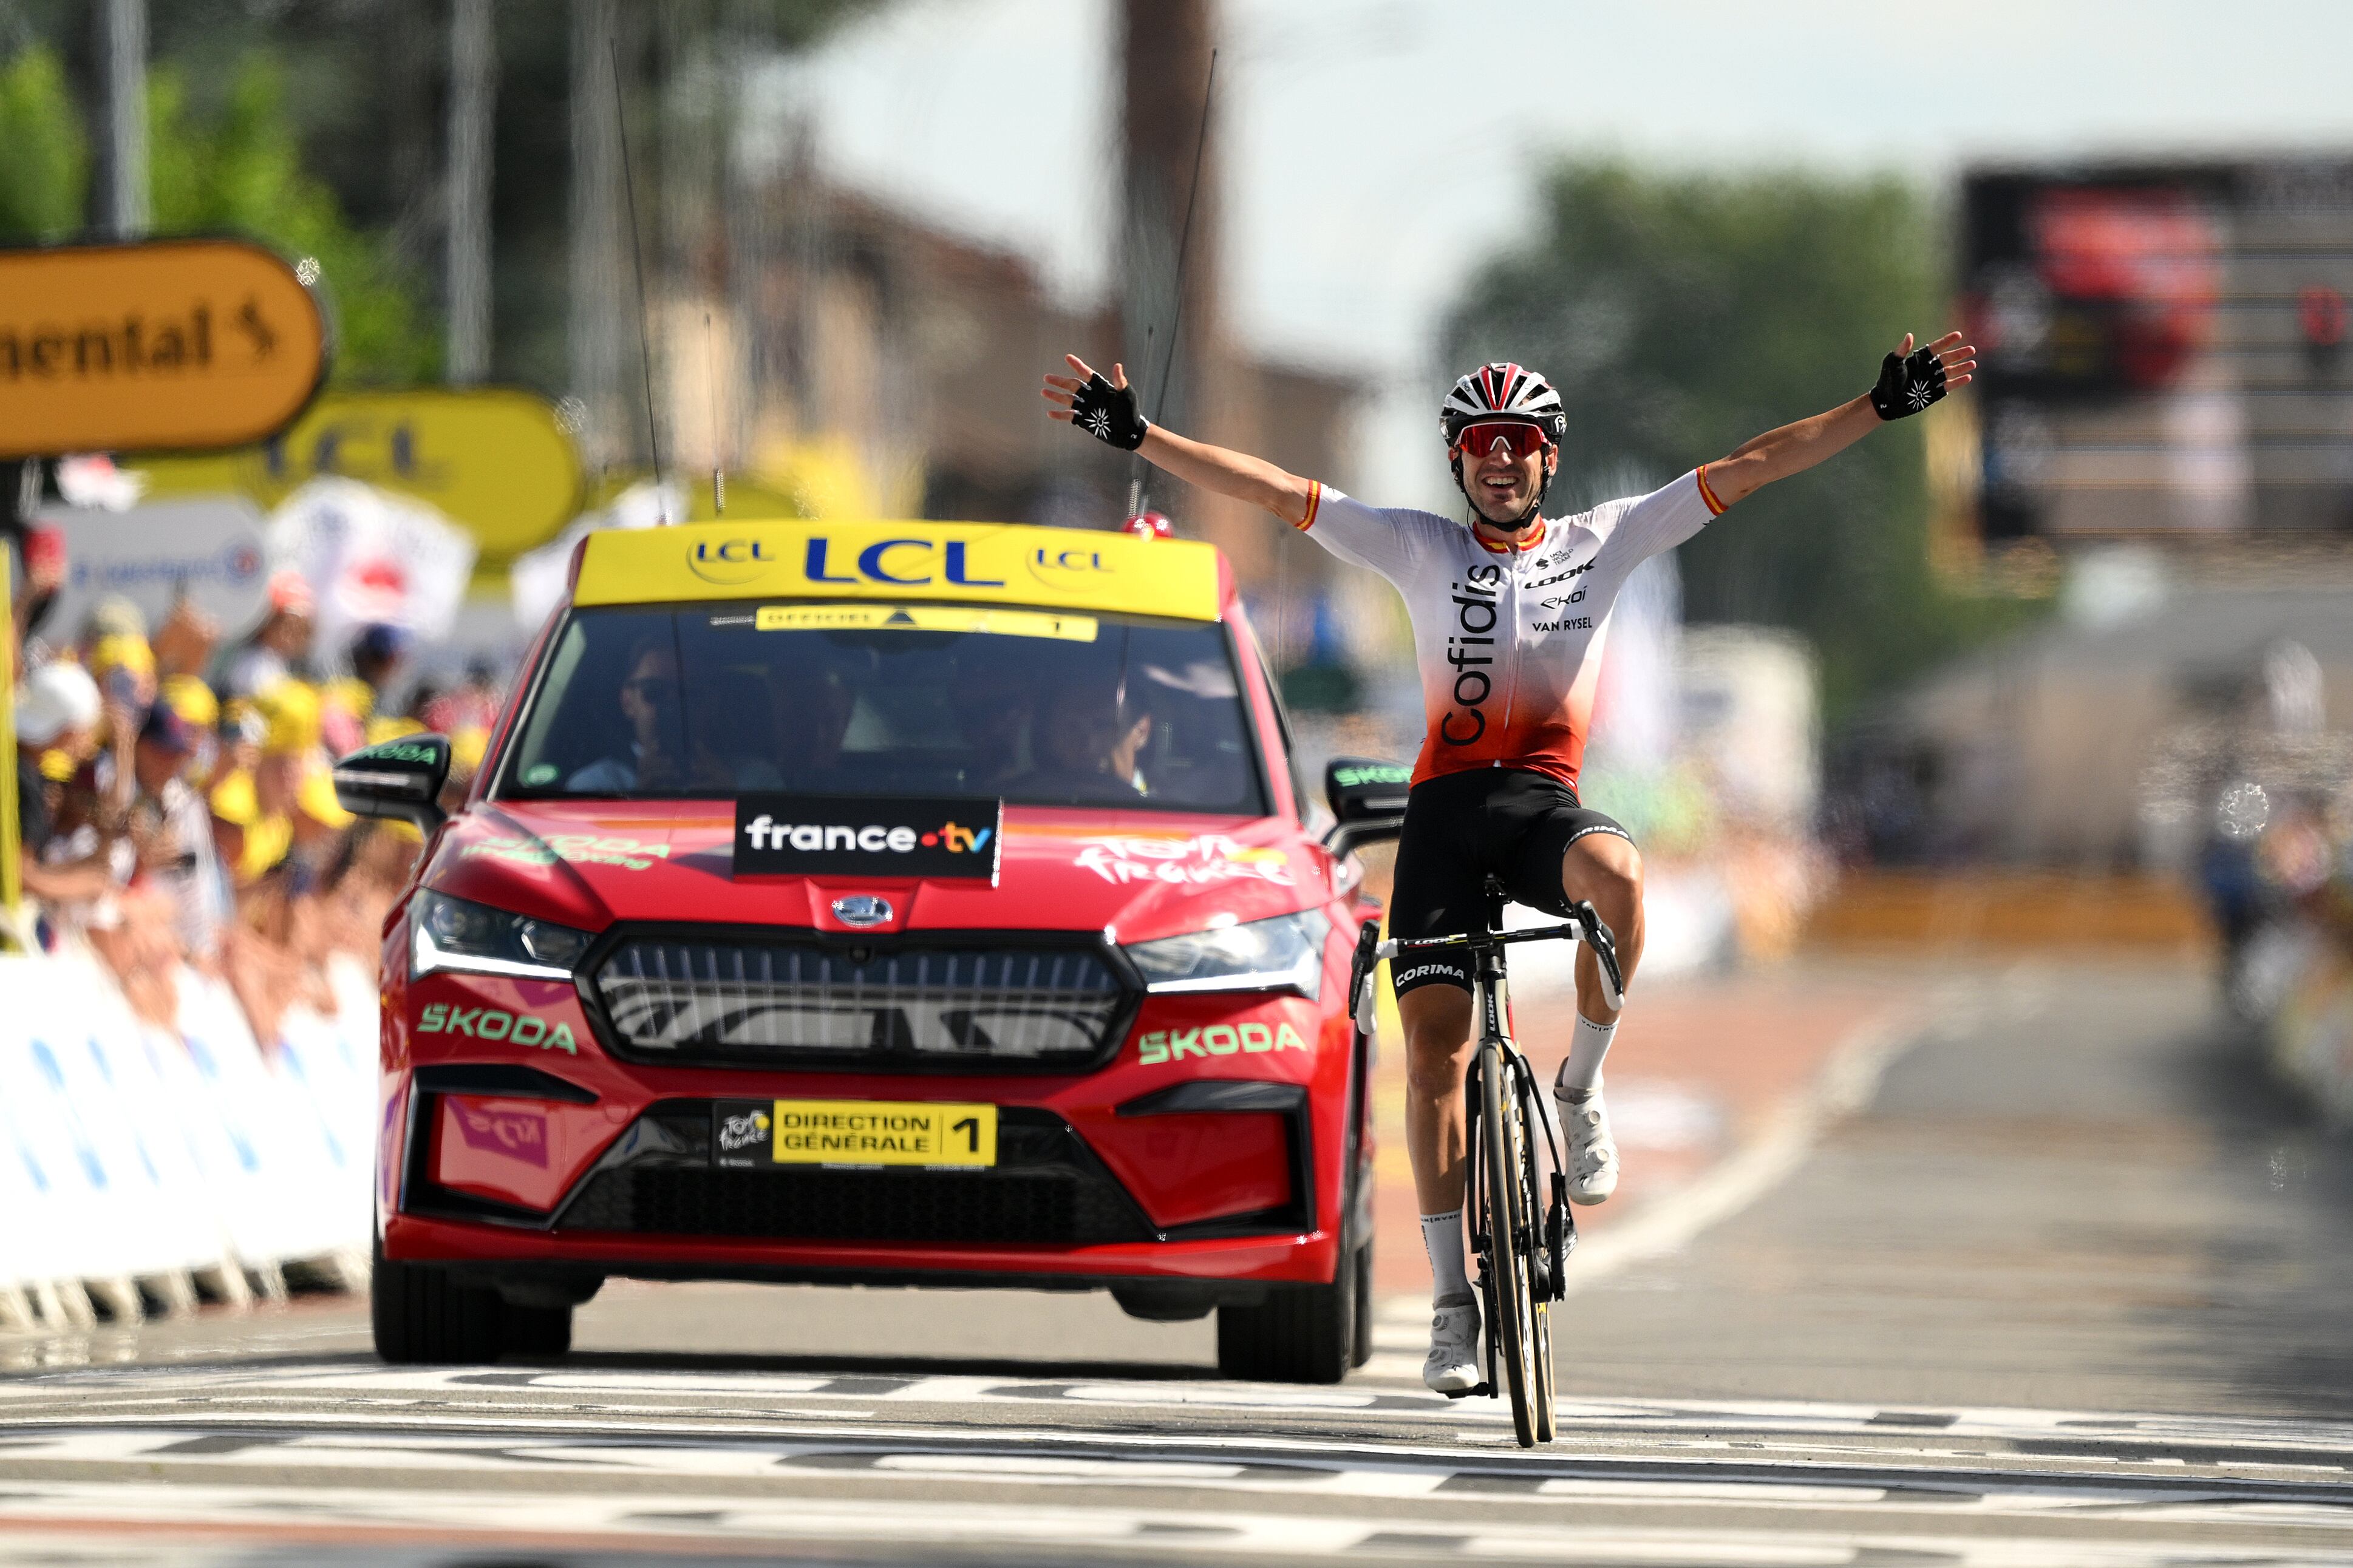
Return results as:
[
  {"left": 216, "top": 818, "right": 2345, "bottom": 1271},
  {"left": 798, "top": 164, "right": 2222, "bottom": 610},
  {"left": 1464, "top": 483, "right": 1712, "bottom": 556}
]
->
[{"left": 5, "top": 957, "right": 2353, "bottom": 1566}]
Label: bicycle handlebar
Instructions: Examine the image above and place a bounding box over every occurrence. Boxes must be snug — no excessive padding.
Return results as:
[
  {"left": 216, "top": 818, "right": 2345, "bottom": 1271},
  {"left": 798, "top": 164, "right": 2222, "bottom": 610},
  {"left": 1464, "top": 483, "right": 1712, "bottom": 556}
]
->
[{"left": 1374, "top": 900, "right": 1626, "bottom": 1013}]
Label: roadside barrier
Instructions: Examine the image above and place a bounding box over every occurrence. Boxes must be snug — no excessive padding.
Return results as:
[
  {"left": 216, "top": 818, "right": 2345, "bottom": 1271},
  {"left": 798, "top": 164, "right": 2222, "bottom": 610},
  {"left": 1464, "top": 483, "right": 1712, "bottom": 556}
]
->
[{"left": 0, "top": 945, "right": 375, "bottom": 1333}]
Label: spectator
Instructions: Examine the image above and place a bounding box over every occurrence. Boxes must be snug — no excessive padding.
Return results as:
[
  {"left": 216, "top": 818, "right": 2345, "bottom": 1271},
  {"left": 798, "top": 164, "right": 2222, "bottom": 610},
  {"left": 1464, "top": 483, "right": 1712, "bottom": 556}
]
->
[
  {"left": 208, "top": 683, "right": 328, "bottom": 888},
  {"left": 15, "top": 660, "right": 112, "bottom": 908},
  {"left": 83, "top": 596, "right": 157, "bottom": 706},
  {"left": 217, "top": 570, "right": 316, "bottom": 699},
  {"left": 128, "top": 699, "right": 229, "bottom": 960},
  {"left": 324, "top": 622, "right": 412, "bottom": 755},
  {"left": 152, "top": 597, "right": 223, "bottom": 744}
]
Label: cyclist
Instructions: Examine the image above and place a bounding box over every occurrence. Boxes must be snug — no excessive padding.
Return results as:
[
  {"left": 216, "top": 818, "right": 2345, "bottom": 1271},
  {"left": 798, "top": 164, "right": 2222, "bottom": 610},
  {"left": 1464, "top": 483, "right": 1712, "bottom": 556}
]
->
[{"left": 1044, "top": 333, "right": 1974, "bottom": 1391}]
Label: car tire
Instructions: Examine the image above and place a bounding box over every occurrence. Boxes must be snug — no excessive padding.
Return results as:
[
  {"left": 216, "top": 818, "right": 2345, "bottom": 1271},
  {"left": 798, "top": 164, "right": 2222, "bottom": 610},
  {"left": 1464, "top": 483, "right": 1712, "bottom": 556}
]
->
[
  {"left": 371, "top": 1237, "right": 505, "bottom": 1365},
  {"left": 502, "top": 1303, "right": 573, "bottom": 1359},
  {"left": 1216, "top": 1240, "right": 1360, "bottom": 1385}
]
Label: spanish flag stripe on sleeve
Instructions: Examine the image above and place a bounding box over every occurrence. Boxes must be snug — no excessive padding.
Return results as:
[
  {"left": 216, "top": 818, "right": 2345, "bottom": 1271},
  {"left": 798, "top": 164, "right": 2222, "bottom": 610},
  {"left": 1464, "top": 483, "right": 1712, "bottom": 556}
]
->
[
  {"left": 1295, "top": 480, "right": 1322, "bottom": 532},
  {"left": 1696, "top": 464, "right": 1727, "bottom": 517}
]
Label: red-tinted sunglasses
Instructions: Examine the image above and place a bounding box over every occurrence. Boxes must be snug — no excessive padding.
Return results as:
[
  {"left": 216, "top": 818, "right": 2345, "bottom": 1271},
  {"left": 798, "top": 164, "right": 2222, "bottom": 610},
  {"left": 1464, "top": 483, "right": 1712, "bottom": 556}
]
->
[{"left": 1451, "top": 421, "right": 1550, "bottom": 459}]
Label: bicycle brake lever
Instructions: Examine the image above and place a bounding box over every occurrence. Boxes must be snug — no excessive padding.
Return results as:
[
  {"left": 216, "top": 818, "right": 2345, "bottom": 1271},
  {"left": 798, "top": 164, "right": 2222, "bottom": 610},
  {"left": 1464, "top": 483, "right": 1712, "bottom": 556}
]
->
[
  {"left": 1349, "top": 924, "right": 1384, "bottom": 1035},
  {"left": 1571, "top": 900, "right": 1627, "bottom": 1011}
]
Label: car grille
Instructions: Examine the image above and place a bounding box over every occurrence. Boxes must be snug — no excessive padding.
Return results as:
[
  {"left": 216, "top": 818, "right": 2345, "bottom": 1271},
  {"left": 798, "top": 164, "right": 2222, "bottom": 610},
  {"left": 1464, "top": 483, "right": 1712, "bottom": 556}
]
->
[
  {"left": 590, "top": 934, "right": 1133, "bottom": 1070},
  {"left": 554, "top": 1105, "right": 1153, "bottom": 1247}
]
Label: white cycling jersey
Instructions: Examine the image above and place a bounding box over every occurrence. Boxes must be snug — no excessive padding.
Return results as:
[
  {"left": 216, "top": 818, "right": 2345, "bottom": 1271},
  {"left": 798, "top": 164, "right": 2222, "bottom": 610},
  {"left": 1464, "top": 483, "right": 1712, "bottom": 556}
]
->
[{"left": 1295, "top": 467, "right": 1725, "bottom": 791}]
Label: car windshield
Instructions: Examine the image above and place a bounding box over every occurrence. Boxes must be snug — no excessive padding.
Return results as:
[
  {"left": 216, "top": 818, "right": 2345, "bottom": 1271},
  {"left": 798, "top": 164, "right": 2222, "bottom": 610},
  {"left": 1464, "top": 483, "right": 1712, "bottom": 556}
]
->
[{"left": 498, "top": 601, "right": 1268, "bottom": 815}]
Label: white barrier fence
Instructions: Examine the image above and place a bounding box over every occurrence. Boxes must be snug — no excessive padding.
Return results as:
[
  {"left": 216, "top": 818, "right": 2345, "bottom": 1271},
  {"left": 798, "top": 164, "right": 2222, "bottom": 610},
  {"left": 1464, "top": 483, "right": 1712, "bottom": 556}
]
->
[{"left": 0, "top": 945, "right": 379, "bottom": 1332}]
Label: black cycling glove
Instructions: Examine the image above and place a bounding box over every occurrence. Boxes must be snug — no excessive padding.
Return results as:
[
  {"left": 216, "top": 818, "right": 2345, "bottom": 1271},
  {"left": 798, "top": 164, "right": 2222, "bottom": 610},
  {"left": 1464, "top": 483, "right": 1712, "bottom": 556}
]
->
[
  {"left": 1068, "top": 372, "right": 1149, "bottom": 450},
  {"left": 1870, "top": 342, "right": 1947, "bottom": 420}
]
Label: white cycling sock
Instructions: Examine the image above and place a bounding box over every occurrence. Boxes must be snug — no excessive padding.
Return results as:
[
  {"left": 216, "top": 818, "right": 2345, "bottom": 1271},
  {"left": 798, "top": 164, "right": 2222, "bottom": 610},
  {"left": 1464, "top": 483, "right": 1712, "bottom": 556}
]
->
[
  {"left": 1557, "top": 1011, "right": 1616, "bottom": 1098},
  {"left": 1420, "top": 1209, "right": 1471, "bottom": 1305}
]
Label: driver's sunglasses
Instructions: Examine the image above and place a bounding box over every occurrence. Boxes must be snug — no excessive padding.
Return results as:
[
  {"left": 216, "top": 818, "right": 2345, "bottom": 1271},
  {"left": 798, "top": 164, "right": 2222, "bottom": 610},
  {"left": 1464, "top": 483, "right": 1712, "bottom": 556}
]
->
[{"left": 1452, "top": 421, "right": 1550, "bottom": 460}]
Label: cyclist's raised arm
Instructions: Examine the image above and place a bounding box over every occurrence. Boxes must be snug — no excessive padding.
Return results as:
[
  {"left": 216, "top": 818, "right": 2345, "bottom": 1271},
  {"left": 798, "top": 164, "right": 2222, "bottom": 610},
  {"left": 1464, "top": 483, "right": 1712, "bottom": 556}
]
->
[
  {"left": 1701, "top": 331, "right": 1975, "bottom": 510},
  {"left": 1043, "top": 354, "right": 1315, "bottom": 526}
]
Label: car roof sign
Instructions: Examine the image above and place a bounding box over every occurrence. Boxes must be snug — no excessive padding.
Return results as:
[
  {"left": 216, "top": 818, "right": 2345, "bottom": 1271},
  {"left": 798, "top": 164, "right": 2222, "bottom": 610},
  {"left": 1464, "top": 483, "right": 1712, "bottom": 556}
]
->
[{"left": 574, "top": 519, "right": 1224, "bottom": 622}]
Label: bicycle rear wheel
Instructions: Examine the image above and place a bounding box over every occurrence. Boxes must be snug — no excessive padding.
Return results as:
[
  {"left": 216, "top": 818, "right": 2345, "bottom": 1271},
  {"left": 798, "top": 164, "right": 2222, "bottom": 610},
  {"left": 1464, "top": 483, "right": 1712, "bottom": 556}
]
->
[{"left": 1479, "top": 1042, "right": 1541, "bottom": 1448}]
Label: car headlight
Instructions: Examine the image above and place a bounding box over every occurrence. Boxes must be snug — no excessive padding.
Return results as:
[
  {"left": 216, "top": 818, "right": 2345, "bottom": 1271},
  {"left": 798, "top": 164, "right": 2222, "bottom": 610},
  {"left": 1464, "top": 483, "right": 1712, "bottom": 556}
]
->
[
  {"left": 1124, "top": 909, "right": 1331, "bottom": 998},
  {"left": 412, "top": 890, "right": 594, "bottom": 981}
]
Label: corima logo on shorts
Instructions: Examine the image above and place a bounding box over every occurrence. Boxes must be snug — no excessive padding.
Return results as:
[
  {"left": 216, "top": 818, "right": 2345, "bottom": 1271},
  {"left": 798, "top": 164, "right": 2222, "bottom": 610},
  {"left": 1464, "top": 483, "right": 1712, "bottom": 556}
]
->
[
  {"left": 1439, "top": 563, "right": 1503, "bottom": 747},
  {"left": 733, "top": 792, "right": 1004, "bottom": 884}
]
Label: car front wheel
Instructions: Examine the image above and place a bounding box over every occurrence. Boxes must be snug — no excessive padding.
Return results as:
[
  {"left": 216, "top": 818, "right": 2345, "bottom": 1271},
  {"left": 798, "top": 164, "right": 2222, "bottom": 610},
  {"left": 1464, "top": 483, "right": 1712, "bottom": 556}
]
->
[
  {"left": 371, "top": 1237, "right": 507, "bottom": 1364},
  {"left": 1215, "top": 1239, "right": 1363, "bottom": 1385}
]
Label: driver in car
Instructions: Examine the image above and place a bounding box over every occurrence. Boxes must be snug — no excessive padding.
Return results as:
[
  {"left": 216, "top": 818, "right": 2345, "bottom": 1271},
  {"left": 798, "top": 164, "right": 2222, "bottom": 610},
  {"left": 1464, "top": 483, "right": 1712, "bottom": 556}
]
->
[{"left": 567, "top": 637, "right": 686, "bottom": 792}]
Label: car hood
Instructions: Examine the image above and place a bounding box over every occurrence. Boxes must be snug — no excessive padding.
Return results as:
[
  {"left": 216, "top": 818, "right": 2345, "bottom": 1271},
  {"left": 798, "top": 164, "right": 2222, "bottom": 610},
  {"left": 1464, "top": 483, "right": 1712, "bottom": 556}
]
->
[{"left": 421, "top": 799, "right": 1331, "bottom": 945}]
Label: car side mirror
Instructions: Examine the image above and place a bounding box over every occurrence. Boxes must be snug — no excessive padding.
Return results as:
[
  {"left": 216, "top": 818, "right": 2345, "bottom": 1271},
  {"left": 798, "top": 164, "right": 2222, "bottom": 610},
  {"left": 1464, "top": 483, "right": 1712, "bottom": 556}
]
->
[
  {"left": 333, "top": 733, "right": 453, "bottom": 836},
  {"left": 1322, "top": 756, "right": 1410, "bottom": 860}
]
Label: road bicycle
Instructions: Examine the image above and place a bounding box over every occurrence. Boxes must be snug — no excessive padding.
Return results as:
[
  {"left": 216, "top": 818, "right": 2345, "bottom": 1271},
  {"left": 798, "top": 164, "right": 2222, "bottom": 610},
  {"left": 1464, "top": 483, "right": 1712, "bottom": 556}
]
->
[{"left": 1351, "top": 877, "right": 1624, "bottom": 1447}]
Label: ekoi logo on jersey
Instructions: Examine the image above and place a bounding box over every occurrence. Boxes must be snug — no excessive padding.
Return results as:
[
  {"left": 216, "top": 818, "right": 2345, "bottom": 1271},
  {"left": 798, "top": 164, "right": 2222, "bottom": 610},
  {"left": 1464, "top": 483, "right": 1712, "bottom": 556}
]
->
[{"left": 1440, "top": 563, "right": 1503, "bottom": 747}]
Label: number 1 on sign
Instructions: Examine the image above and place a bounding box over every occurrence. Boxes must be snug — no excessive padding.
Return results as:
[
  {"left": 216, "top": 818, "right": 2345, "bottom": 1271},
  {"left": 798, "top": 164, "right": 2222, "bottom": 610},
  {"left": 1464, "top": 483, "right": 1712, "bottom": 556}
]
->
[{"left": 952, "top": 1116, "right": 980, "bottom": 1154}]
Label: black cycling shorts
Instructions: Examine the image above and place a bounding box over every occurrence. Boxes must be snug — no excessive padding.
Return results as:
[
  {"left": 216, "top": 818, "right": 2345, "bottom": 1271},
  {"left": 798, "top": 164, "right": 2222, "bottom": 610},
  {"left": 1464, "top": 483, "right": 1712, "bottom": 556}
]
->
[{"left": 1388, "top": 767, "right": 1632, "bottom": 998}]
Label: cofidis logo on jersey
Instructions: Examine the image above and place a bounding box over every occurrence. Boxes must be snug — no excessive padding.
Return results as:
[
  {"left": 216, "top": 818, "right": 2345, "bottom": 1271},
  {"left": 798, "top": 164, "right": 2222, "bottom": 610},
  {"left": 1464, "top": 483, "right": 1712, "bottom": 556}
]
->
[
  {"left": 733, "top": 793, "right": 1004, "bottom": 883},
  {"left": 1439, "top": 562, "right": 1503, "bottom": 747}
]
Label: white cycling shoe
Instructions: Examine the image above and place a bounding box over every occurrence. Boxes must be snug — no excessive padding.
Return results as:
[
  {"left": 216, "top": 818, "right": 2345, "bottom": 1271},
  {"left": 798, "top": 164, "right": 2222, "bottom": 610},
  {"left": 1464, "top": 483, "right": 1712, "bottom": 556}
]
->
[
  {"left": 1423, "top": 1298, "right": 1482, "bottom": 1394},
  {"left": 1556, "top": 1085, "right": 1620, "bottom": 1205}
]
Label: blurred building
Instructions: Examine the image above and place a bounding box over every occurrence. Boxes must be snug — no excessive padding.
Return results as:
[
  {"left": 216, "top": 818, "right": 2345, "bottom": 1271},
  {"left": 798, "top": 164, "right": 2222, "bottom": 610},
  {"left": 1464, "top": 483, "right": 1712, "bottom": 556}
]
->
[{"left": 1833, "top": 572, "right": 2353, "bottom": 868}]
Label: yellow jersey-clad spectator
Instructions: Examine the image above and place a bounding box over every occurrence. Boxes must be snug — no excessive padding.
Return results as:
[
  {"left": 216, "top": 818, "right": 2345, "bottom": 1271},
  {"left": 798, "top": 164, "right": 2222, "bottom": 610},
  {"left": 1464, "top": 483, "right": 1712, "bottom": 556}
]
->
[
  {"left": 89, "top": 631, "right": 157, "bottom": 707},
  {"left": 212, "top": 682, "right": 324, "bottom": 884},
  {"left": 209, "top": 765, "right": 290, "bottom": 885},
  {"left": 163, "top": 673, "right": 219, "bottom": 729},
  {"left": 365, "top": 713, "right": 427, "bottom": 747}
]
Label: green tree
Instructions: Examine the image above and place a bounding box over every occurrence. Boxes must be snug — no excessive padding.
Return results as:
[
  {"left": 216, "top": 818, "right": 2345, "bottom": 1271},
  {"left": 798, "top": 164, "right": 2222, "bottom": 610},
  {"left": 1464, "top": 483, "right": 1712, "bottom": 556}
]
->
[
  {"left": 149, "top": 53, "right": 437, "bottom": 384},
  {"left": 1445, "top": 161, "right": 2030, "bottom": 719},
  {"left": 0, "top": 44, "right": 86, "bottom": 242}
]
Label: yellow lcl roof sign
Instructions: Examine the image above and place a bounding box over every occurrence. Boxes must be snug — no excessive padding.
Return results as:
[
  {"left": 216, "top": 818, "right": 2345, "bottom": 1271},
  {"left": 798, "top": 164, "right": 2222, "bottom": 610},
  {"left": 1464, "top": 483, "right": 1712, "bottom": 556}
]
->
[
  {"left": 575, "top": 520, "right": 1225, "bottom": 622},
  {"left": 131, "top": 388, "right": 584, "bottom": 561},
  {"left": 0, "top": 239, "right": 326, "bottom": 460}
]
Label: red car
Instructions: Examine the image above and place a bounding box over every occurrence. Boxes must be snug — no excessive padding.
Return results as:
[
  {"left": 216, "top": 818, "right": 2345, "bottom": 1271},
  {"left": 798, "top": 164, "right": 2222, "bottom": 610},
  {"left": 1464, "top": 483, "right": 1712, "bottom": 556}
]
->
[{"left": 336, "top": 518, "right": 1408, "bottom": 1382}]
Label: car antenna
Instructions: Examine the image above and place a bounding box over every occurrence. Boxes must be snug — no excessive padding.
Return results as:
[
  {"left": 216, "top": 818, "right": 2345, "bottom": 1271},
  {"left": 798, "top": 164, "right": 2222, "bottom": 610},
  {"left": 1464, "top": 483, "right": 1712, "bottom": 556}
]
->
[
  {"left": 1128, "top": 47, "right": 1216, "bottom": 524},
  {"left": 706, "top": 310, "right": 725, "bottom": 515},
  {"left": 610, "top": 36, "right": 669, "bottom": 524}
]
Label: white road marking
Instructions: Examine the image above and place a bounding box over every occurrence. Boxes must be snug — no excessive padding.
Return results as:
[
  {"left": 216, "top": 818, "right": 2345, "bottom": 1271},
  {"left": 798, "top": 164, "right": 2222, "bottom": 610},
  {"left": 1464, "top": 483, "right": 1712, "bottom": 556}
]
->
[
  {"left": 3, "top": 1477, "right": 2344, "bottom": 1566},
  {"left": 2, "top": 1426, "right": 2348, "bottom": 1527},
  {"left": 7, "top": 1359, "right": 2353, "bottom": 1465}
]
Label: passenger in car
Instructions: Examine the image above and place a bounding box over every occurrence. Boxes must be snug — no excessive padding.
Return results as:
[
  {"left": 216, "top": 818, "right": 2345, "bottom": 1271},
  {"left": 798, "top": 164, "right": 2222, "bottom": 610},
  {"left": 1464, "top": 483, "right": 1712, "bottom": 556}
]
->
[{"left": 1029, "top": 676, "right": 1153, "bottom": 803}]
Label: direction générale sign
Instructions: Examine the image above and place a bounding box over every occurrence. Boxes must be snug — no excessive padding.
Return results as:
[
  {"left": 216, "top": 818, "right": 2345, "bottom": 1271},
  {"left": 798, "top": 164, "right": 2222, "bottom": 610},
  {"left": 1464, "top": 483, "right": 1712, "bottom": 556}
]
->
[{"left": 0, "top": 239, "right": 327, "bottom": 460}]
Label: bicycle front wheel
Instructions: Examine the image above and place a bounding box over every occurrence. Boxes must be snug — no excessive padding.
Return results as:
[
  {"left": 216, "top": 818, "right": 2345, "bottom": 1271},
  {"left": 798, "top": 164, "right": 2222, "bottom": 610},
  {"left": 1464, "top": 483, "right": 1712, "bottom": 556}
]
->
[
  {"left": 1479, "top": 1043, "right": 1541, "bottom": 1448},
  {"left": 1518, "top": 1087, "right": 1558, "bottom": 1442}
]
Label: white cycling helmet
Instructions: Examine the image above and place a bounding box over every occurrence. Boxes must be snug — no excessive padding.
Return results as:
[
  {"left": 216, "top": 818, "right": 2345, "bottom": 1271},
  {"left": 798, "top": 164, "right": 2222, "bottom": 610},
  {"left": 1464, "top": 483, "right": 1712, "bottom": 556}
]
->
[
  {"left": 1439, "top": 362, "right": 1565, "bottom": 447},
  {"left": 1440, "top": 362, "right": 1565, "bottom": 527}
]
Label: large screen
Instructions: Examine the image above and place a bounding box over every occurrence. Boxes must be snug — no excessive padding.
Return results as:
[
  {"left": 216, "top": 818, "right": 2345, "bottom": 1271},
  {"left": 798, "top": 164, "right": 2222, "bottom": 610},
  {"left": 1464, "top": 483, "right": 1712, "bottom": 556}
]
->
[{"left": 1960, "top": 160, "right": 2353, "bottom": 541}]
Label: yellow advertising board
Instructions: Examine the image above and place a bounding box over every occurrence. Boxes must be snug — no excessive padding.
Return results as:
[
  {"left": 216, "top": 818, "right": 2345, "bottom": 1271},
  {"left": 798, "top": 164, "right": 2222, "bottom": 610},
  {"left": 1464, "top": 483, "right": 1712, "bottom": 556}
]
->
[
  {"left": 0, "top": 239, "right": 325, "bottom": 459},
  {"left": 574, "top": 519, "right": 1225, "bottom": 622},
  {"left": 132, "top": 387, "right": 584, "bottom": 560}
]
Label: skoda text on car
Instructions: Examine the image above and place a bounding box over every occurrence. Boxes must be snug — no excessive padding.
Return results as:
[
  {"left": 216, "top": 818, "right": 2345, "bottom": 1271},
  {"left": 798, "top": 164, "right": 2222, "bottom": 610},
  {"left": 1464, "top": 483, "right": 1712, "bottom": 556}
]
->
[{"left": 339, "top": 517, "right": 1409, "bottom": 1382}]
